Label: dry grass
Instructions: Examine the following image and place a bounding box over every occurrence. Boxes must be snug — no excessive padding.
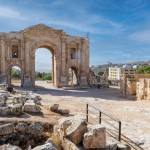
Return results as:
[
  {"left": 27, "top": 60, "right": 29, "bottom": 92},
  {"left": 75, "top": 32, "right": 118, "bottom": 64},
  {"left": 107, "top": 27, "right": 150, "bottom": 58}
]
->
[{"left": 50, "top": 133, "right": 62, "bottom": 150}]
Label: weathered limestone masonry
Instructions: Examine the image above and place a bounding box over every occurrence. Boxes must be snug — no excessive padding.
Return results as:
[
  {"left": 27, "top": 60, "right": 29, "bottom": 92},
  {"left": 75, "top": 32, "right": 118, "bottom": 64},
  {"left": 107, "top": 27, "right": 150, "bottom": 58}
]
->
[
  {"left": 87, "top": 69, "right": 109, "bottom": 87},
  {"left": 120, "top": 74, "right": 150, "bottom": 100},
  {"left": 0, "top": 24, "right": 89, "bottom": 87}
]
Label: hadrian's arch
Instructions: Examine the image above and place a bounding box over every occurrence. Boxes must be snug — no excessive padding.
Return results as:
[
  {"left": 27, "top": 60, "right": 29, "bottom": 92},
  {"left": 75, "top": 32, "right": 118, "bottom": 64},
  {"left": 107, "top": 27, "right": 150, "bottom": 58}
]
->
[{"left": 0, "top": 24, "right": 89, "bottom": 87}]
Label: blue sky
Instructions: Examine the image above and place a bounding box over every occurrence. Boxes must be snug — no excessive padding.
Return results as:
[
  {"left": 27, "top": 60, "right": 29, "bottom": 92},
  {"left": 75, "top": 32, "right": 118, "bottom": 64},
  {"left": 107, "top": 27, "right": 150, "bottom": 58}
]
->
[{"left": 0, "top": 0, "right": 150, "bottom": 72}]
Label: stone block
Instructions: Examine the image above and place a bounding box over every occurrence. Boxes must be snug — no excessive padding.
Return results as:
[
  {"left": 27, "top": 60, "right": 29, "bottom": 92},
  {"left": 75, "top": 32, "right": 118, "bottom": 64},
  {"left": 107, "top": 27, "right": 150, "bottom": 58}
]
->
[
  {"left": 83, "top": 124, "right": 106, "bottom": 149},
  {"left": 28, "top": 122, "right": 44, "bottom": 136},
  {"left": 0, "top": 123, "right": 14, "bottom": 136},
  {"left": 66, "top": 119, "right": 87, "bottom": 145}
]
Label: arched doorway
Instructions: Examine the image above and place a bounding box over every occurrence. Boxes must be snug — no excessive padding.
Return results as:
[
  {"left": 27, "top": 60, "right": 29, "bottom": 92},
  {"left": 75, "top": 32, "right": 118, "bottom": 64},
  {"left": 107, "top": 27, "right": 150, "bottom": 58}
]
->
[
  {"left": 68, "top": 67, "right": 78, "bottom": 86},
  {"left": 35, "top": 47, "right": 56, "bottom": 87},
  {"left": 10, "top": 66, "right": 22, "bottom": 86}
]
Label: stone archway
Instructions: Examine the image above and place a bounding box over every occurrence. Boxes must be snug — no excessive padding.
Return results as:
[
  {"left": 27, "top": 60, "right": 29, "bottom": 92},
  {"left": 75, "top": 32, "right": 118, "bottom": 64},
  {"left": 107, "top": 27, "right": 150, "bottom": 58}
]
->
[
  {"left": 67, "top": 67, "right": 78, "bottom": 86},
  {"left": 0, "top": 24, "right": 89, "bottom": 88},
  {"left": 29, "top": 41, "right": 59, "bottom": 87},
  {"left": 7, "top": 64, "right": 24, "bottom": 87}
]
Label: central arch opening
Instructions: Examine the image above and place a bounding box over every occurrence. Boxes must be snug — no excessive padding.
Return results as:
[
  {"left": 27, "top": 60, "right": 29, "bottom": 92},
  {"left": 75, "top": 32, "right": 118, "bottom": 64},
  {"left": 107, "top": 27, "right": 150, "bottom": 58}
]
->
[{"left": 35, "top": 47, "right": 55, "bottom": 88}]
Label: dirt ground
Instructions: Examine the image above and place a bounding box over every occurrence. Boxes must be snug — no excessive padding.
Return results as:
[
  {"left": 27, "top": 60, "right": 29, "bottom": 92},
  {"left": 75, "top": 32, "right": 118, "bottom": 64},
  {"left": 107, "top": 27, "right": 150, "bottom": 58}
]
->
[{"left": 3, "top": 81, "right": 150, "bottom": 150}]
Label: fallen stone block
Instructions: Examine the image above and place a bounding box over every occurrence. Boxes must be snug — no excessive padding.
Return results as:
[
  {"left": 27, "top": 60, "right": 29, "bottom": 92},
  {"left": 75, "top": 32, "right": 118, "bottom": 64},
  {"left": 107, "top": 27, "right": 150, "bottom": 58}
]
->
[
  {"left": 57, "top": 117, "right": 73, "bottom": 136},
  {"left": 58, "top": 108, "right": 70, "bottom": 114},
  {"left": 117, "top": 143, "right": 128, "bottom": 150},
  {"left": 22, "top": 103, "right": 40, "bottom": 113},
  {"left": 0, "top": 106, "right": 11, "bottom": 115},
  {"left": 14, "top": 95, "right": 26, "bottom": 104},
  {"left": 15, "top": 122, "right": 28, "bottom": 133},
  {"left": 0, "top": 123, "right": 14, "bottom": 136},
  {"left": 62, "top": 137, "right": 84, "bottom": 150},
  {"left": 83, "top": 124, "right": 106, "bottom": 149},
  {"left": 11, "top": 104, "right": 22, "bottom": 115},
  {"left": 28, "top": 122, "right": 44, "bottom": 136},
  {"left": 32, "top": 143, "right": 57, "bottom": 150},
  {"left": 0, "top": 144, "right": 22, "bottom": 150},
  {"left": 49, "top": 104, "right": 59, "bottom": 111},
  {"left": 105, "top": 136, "right": 118, "bottom": 150},
  {"left": 66, "top": 119, "right": 87, "bottom": 145}
]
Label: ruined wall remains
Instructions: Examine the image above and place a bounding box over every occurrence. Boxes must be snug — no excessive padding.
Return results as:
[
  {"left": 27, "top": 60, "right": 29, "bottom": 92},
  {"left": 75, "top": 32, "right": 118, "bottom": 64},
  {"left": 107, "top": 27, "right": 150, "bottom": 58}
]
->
[
  {"left": 0, "top": 24, "right": 89, "bottom": 87},
  {"left": 137, "top": 78, "right": 150, "bottom": 100},
  {"left": 87, "top": 69, "right": 109, "bottom": 87},
  {"left": 120, "top": 74, "right": 150, "bottom": 100}
]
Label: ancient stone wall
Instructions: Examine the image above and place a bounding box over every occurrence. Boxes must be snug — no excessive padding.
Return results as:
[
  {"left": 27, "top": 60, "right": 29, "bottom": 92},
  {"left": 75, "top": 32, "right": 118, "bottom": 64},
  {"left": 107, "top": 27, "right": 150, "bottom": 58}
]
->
[
  {"left": 0, "top": 24, "right": 89, "bottom": 87},
  {"left": 137, "top": 78, "right": 150, "bottom": 100},
  {"left": 120, "top": 74, "right": 150, "bottom": 100},
  {"left": 87, "top": 69, "right": 109, "bottom": 87}
]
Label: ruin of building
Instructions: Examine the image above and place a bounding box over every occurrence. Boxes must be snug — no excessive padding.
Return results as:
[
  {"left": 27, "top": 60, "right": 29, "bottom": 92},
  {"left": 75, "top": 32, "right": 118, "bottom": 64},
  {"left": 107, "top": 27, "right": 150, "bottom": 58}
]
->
[{"left": 0, "top": 24, "right": 89, "bottom": 87}]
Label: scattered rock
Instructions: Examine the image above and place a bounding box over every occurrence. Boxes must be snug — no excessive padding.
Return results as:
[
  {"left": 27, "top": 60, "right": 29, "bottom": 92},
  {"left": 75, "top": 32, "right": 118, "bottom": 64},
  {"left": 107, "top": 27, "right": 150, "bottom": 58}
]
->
[
  {"left": 62, "top": 137, "right": 84, "bottom": 150},
  {"left": 0, "top": 106, "right": 11, "bottom": 115},
  {"left": 45, "top": 138, "right": 58, "bottom": 149},
  {"left": 32, "top": 143, "right": 58, "bottom": 150},
  {"left": 83, "top": 124, "right": 106, "bottom": 149},
  {"left": 50, "top": 104, "right": 59, "bottom": 111},
  {"left": 22, "top": 103, "right": 40, "bottom": 113},
  {"left": 58, "top": 108, "right": 70, "bottom": 114},
  {"left": 0, "top": 144, "right": 22, "bottom": 150},
  {"left": 0, "top": 123, "right": 14, "bottom": 136},
  {"left": 28, "top": 122, "right": 44, "bottom": 136},
  {"left": 117, "top": 143, "right": 128, "bottom": 150},
  {"left": 11, "top": 104, "right": 22, "bottom": 115},
  {"left": 66, "top": 119, "right": 87, "bottom": 144},
  {"left": 15, "top": 122, "right": 28, "bottom": 133}
]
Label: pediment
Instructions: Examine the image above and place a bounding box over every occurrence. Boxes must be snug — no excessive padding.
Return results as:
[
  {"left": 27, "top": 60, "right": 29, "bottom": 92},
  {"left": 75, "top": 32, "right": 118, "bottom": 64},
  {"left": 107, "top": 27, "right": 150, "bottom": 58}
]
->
[{"left": 22, "top": 24, "right": 58, "bottom": 32}]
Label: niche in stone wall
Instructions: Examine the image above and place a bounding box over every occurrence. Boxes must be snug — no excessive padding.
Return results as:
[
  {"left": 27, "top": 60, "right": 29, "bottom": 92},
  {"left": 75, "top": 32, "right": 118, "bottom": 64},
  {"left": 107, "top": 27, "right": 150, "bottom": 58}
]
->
[
  {"left": 12, "top": 45, "right": 19, "bottom": 58},
  {"left": 70, "top": 48, "right": 76, "bottom": 59}
]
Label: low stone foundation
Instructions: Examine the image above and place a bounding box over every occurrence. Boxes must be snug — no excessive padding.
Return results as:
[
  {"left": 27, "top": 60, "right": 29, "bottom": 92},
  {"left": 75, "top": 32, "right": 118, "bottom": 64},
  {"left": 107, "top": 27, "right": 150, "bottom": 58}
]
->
[{"left": 0, "top": 121, "right": 54, "bottom": 149}]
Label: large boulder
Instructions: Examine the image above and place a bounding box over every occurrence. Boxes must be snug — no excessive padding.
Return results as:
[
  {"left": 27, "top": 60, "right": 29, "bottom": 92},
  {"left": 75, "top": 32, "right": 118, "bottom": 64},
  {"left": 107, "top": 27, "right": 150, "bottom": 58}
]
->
[
  {"left": 0, "top": 123, "right": 14, "bottom": 136},
  {"left": 66, "top": 119, "right": 87, "bottom": 145},
  {"left": 15, "top": 122, "right": 28, "bottom": 133},
  {"left": 83, "top": 124, "right": 106, "bottom": 149},
  {"left": 28, "top": 122, "right": 44, "bottom": 136}
]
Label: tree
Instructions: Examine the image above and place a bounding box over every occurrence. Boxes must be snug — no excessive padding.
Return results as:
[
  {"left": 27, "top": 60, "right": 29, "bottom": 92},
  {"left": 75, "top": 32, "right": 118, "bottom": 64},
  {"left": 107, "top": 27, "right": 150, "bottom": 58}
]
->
[
  {"left": 43, "top": 73, "right": 52, "bottom": 80},
  {"left": 136, "top": 66, "right": 150, "bottom": 74},
  {"left": 11, "top": 70, "right": 21, "bottom": 78}
]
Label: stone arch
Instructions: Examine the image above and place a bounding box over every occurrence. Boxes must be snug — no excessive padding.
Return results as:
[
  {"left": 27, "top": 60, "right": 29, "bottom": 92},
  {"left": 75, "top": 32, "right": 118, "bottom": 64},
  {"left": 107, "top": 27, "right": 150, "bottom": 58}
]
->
[
  {"left": 7, "top": 64, "right": 24, "bottom": 87},
  {"left": 29, "top": 40, "right": 59, "bottom": 87},
  {"left": 67, "top": 66, "right": 78, "bottom": 85}
]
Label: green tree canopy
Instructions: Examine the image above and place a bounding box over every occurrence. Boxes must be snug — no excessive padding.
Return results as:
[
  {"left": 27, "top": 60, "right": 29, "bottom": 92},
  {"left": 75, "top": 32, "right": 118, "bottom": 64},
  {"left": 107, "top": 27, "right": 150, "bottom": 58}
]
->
[
  {"left": 136, "top": 66, "right": 150, "bottom": 74},
  {"left": 11, "top": 70, "right": 21, "bottom": 78}
]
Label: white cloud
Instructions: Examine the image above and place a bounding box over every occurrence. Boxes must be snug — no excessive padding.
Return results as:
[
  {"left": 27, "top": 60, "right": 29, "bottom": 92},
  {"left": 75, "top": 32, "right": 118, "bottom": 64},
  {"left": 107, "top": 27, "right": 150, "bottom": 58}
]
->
[
  {"left": 129, "top": 29, "right": 150, "bottom": 44},
  {"left": 0, "top": 6, "right": 28, "bottom": 20}
]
